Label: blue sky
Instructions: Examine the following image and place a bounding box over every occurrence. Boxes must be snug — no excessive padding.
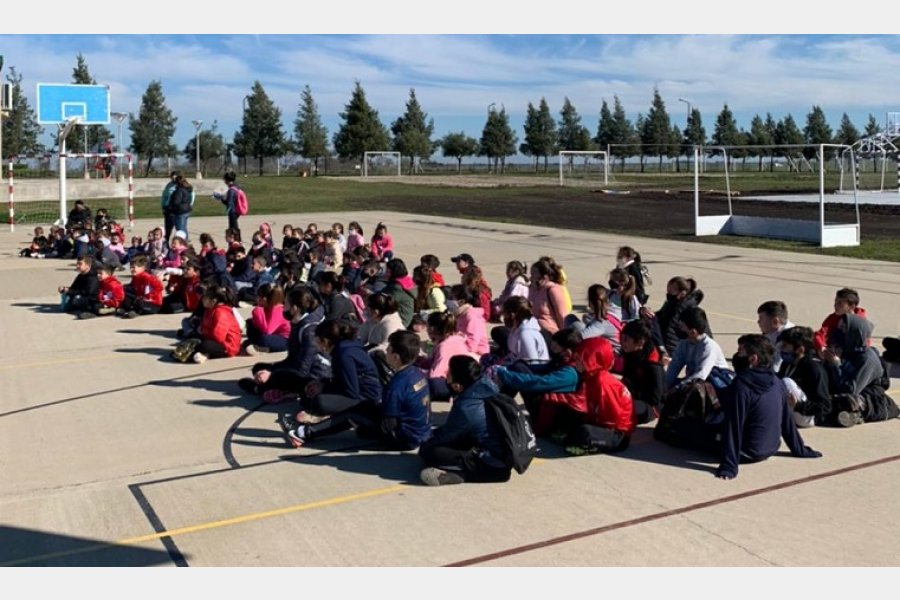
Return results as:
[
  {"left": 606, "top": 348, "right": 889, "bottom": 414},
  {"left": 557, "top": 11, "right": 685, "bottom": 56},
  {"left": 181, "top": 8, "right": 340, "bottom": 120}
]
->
[{"left": 4, "top": 28, "right": 900, "bottom": 156}]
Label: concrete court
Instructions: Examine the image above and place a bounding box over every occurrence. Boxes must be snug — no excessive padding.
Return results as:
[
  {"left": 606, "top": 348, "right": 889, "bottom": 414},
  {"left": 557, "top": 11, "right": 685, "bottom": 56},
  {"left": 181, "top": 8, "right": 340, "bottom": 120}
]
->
[{"left": 1, "top": 210, "right": 900, "bottom": 568}]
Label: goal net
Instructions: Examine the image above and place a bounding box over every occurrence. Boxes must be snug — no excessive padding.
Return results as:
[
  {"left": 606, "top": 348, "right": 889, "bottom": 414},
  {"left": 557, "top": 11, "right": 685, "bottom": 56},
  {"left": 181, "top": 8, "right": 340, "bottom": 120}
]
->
[
  {"left": 558, "top": 151, "right": 609, "bottom": 187},
  {"left": 363, "top": 152, "right": 402, "bottom": 177},
  {"left": 6, "top": 154, "right": 134, "bottom": 232}
]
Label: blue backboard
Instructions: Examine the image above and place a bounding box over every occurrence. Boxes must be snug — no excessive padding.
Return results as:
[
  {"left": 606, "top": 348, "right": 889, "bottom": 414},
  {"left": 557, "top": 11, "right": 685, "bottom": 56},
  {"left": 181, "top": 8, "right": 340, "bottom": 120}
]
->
[{"left": 37, "top": 83, "right": 110, "bottom": 125}]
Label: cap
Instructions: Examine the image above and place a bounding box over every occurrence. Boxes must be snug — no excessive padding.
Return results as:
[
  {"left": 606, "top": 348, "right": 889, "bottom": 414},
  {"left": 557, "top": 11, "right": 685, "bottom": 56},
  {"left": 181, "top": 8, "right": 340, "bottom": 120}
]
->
[
  {"left": 173, "top": 230, "right": 188, "bottom": 241},
  {"left": 450, "top": 253, "right": 475, "bottom": 265}
]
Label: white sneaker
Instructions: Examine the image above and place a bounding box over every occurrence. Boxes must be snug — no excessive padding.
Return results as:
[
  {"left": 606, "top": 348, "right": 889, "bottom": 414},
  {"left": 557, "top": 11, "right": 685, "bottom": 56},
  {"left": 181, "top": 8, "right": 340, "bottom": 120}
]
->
[
  {"left": 243, "top": 344, "right": 259, "bottom": 356},
  {"left": 192, "top": 352, "right": 208, "bottom": 364}
]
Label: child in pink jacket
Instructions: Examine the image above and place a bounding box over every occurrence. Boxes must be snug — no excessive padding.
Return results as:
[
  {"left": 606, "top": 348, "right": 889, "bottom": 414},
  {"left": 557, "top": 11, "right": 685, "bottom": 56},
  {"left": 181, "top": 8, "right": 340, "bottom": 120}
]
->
[
  {"left": 449, "top": 284, "right": 489, "bottom": 356},
  {"left": 244, "top": 283, "right": 291, "bottom": 355}
]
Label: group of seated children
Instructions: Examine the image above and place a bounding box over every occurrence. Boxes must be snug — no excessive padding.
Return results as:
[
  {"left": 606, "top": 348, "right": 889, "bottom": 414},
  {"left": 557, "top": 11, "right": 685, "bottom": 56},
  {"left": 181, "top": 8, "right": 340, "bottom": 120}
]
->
[{"left": 48, "top": 214, "right": 900, "bottom": 484}]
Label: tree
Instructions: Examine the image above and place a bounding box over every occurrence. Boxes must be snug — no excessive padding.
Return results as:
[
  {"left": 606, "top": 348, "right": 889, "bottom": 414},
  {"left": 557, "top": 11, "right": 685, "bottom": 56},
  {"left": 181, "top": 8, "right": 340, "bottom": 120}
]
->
[
  {"left": 774, "top": 114, "right": 805, "bottom": 171},
  {"left": 2, "top": 67, "right": 44, "bottom": 160},
  {"left": 183, "top": 121, "right": 227, "bottom": 175},
  {"left": 640, "top": 88, "right": 672, "bottom": 171},
  {"left": 682, "top": 108, "right": 707, "bottom": 172},
  {"left": 711, "top": 104, "right": 742, "bottom": 168},
  {"left": 236, "top": 81, "right": 287, "bottom": 176},
  {"left": 440, "top": 132, "right": 479, "bottom": 173},
  {"left": 864, "top": 114, "right": 881, "bottom": 137},
  {"left": 294, "top": 85, "right": 329, "bottom": 175},
  {"left": 597, "top": 96, "right": 638, "bottom": 171},
  {"left": 480, "top": 106, "right": 518, "bottom": 173},
  {"left": 803, "top": 105, "right": 834, "bottom": 160},
  {"left": 128, "top": 80, "right": 177, "bottom": 176},
  {"left": 747, "top": 114, "right": 774, "bottom": 171},
  {"left": 333, "top": 81, "right": 390, "bottom": 163},
  {"left": 521, "top": 98, "right": 557, "bottom": 171},
  {"left": 70, "top": 53, "right": 113, "bottom": 156},
  {"left": 558, "top": 97, "right": 591, "bottom": 153},
  {"left": 391, "top": 88, "right": 434, "bottom": 174},
  {"left": 834, "top": 113, "right": 860, "bottom": 146}
]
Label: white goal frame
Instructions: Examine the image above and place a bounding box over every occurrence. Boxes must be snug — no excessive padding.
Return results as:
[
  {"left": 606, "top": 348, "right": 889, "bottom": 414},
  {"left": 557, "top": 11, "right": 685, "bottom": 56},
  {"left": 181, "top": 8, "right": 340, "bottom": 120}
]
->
[
  {"left": 363, "top": 152, "right": 402, "bottom": 177},
  {"left": 558, "top": 151, "right": 608, "bottom": 186},
  {"left": 693, "top": 144, "right": 860, "bottom": 248}
]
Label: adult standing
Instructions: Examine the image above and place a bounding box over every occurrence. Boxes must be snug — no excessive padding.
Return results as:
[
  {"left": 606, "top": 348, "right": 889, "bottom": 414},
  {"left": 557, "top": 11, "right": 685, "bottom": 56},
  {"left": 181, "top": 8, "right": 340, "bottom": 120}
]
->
[
  {"left": 161, "top": 171, "right": 179, "bottom": 243},
  {"left": 168, "top": 175, "right": 195, "bottom": 239},
  {"left": 212, "top": 171, "right": 242, "bottom": 239}
]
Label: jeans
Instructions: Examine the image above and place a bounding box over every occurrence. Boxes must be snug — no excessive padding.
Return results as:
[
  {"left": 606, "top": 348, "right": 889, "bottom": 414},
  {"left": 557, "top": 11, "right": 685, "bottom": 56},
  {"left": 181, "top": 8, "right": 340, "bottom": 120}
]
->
[{"left": 172, "top": 212, "right": 190, "bottom": 238}]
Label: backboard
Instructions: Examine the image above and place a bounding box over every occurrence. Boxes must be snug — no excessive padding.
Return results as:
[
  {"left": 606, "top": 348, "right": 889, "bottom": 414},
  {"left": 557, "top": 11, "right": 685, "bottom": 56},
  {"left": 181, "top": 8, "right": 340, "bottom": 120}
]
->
[{"left": 37, "top": 83, "right": 110, "bottom": 125}]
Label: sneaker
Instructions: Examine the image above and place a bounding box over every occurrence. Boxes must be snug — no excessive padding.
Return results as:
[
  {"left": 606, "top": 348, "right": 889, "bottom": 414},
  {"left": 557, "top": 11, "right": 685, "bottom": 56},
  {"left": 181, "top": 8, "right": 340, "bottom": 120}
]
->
[
  {"left": 238, "top": 378, "right": 259, "bottom": 395},
  {"left": 420, "top": 467, "right": 464, "bottom": 486},
  {"left": 243, "top": 343, "right": 259, "bottom": 356},
  {"left": 837, "top": 411, "right": 864, "bottom": 428},
  {"left": 122, "top": 310, "right": 139, "bottom": 319},
  {"left": 192, "top": 352, "right": 208, "bottom": 364},
  {"left": 287, "top": 426, "right": 307, "bottom": 448},
  {"left": 97, "top": 307, "right": 116, "bottom": 316},
  {"left": 295, "top": 410, "right": 328, "bottom": 425},
  {"left": 77, "top": 311, "right": 97, "bottom": 320},
  {"left": 565, "top": 445, "right": 601, "bottom": 456}
]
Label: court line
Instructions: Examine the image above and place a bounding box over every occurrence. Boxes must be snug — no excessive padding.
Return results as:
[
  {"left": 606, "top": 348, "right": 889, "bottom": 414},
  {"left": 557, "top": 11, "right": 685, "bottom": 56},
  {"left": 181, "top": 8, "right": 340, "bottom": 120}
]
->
[
  {"left": 444, "top": 453, "right": 900, "bottom": 566},
  {"left": 0, "top": 352, "right": 132, "bottom": 371},
  {"left": 0, "top": 484, "right": 406, "bottom": 567}
]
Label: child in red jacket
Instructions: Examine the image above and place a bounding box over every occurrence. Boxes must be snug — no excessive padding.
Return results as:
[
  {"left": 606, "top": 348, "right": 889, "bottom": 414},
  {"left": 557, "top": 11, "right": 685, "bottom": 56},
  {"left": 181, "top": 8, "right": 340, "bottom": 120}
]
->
[
  {"left": 77, "top": 264, "right": 125, "bottom": 320},
  {"left": 814, "top": 287, "right": 868, "bottom": 356},
  {"left": 189, "top": 285, "right": 242, "bottom": 364},
  {"left": 120, "top": 254, "right": 163, "bottom": 319}
]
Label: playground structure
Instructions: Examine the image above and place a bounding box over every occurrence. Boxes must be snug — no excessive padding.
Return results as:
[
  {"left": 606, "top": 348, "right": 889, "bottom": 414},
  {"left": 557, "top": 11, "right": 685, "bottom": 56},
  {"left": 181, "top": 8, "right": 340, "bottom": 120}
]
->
[
  {"left": 693, "top": 144, "right": 861, "bottom": 248},
  {"left": 835, "top": 112, "right": 900, "bottom": 195}
]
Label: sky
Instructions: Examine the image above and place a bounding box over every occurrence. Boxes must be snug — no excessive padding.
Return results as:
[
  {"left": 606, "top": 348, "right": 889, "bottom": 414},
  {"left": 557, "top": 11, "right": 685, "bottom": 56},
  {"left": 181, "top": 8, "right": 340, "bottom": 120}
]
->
[{"left": 3, "top": 5, "right": 900, "bottom": 159}]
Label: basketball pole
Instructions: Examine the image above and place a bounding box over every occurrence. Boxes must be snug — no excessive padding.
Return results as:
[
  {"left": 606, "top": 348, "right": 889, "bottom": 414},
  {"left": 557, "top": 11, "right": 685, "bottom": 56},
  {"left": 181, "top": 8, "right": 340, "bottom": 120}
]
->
[{"left": 58, "top": 117, "right": 81, "bottom": 226}]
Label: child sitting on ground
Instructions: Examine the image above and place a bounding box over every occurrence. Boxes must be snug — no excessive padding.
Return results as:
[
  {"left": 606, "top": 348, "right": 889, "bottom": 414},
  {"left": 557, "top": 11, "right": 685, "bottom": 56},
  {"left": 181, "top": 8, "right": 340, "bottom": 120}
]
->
[
  {"left": 20, "top": 226, "right": 49, "bottom": 258},
  {"left": 58, "top": 255, "right": 99, "bottom": 314},
  {"left": 172, "top": 285, "right": 243, "bottom": 364},
  {"left": 244, "top": 283, "right": 291, "bottom": 355},
  {"left": 119, "top": 254, "right": 163, "bottom": 319},
  {"left": 162, "top": 258, "right": 203, "bottom": 315},
  {"left": 814, "top": 287, "right": 868, "bottom": 356},
  {"left": 78, "top": 264, "right": 125, "bottom": 320}
]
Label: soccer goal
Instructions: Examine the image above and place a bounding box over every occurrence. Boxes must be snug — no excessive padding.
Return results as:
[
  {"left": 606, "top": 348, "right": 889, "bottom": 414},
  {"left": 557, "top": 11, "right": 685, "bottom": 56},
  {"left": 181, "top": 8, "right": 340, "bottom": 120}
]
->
[
  {"left": 693, "top": 144, "right": 860, "bottom": 248},
  {"left": 363, "top": 152, "right": 402, "bottom": 177},
  {"left": 7, "top": 153, "right": 135, "bottom": 232},
  {"left": 558, "top": 151, "right": 609, "bottom": 186}
]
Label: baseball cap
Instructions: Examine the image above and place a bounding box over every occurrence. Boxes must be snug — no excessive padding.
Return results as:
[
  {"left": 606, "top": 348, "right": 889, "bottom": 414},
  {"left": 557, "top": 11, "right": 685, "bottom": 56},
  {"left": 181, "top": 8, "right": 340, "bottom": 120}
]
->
[{"left": 450, "top": 253, "right": 475, "bottom": 265}]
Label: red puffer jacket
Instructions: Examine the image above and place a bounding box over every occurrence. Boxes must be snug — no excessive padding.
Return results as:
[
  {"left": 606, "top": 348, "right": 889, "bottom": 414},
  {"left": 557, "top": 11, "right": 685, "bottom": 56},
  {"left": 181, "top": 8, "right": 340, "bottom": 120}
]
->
[{"left": 200, "top": 304, "right": 242, "bottom": 357}]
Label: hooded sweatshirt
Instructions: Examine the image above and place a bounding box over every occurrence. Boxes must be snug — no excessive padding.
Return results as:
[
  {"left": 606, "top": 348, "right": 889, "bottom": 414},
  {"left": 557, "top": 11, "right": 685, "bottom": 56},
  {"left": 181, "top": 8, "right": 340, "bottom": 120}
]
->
[
  {"left": 828, "top": 313, "right": 884, "bottom": 396},
  {"left": 717, "top": 367, "right": 821, "bottom": 479},
  {"left": 571, "top": 337, "right": 635, "bottom": 434},
  {"left": 507, "top": 317, "right": 550, "bottom": 363}
]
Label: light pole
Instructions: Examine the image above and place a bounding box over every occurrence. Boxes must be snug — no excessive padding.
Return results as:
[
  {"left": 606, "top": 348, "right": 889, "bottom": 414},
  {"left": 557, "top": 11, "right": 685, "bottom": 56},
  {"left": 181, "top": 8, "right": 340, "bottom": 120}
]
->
[
  {"left": 111, "top": 112, "right": 127, "bottom": 181},
  {"left": 0, "top": 54, "right": 5, "bottom": 183},
  {"left": 192, "top": 120, "right": 203, "bottom": 180},
  {"left": 486, "top": 103, "right": 496, "bottom": 173},
  {"left": 678, "top": 98, "right": 692, "bottom": 128}
]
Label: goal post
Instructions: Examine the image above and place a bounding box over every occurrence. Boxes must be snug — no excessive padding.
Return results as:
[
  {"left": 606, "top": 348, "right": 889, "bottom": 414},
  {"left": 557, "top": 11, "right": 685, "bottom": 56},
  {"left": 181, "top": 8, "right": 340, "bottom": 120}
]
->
[
  {"left": 558, "top": 151, "right": 608, "bottom": 186},
  {"left": 362, "top": 152, "right": 402, "bottom": 177}
]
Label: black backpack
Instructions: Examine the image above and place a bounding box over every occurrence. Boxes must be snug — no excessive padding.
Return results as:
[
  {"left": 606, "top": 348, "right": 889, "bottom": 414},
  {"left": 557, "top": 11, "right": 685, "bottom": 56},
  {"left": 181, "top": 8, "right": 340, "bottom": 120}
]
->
[
  {"left": 653, "top": 380, "right": 722, "bottom": 453},
  {"left": 483, "top": 393, "right": 538, "bottom": 474}
]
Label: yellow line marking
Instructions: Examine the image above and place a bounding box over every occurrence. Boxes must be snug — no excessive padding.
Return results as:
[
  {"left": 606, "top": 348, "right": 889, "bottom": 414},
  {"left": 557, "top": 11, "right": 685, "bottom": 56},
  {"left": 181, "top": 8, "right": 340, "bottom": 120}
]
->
[{"left": 0, "top": 484, "right": 406, "bottom": 566}]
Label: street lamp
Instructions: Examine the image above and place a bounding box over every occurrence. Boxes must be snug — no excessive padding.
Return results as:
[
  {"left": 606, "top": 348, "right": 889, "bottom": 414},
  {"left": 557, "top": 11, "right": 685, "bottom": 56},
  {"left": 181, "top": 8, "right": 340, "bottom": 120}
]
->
[
  {"left": 111, "top": 112, "right": 127, "bottom": 181},
  {"left": 677, "top": 98, "right": 692, "bottom": 128},
  {"left": 192, "top": 120, "right": 203, "bottom": 179}
]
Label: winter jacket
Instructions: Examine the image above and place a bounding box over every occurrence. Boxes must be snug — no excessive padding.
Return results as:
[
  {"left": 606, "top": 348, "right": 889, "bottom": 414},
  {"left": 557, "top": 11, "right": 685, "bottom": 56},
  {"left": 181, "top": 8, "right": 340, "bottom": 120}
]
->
[
  {"left": 655, "top": 289, "right": 708, "bottom": 355},
  {"left": 570, "top": 336, "right": 635, "bottom": 434},
  {"left": 826, "top": 313, "right": 884, "bottom": 396},
  {"left": 370, "top": 233, "right": 394, "bottom": 260},
  {"left": 323, "top": 290, "right": 358, "bottom": 323},
  {"left": 496, "top": 359, "right": 579, "bottom": 398},
  {"left": 68, "top": 271, "right": 99, "bottom": 299},
  {"left": 325, "top": 339, "right": 383, "bottom": 404},
  {"left": 97, "top": 276, "right": 125, "bottom": 309},
  {"left": 780, "top": 355, "right": 831, "bottom": 426},
  {"left": 495, "top": 275, "right": 530, "bottom": 308},
  {"left": 384, "top": 280, "right": 416, "bottom": 328},
  {"left": 506, "top": 317, "right": 550, "bottom": 363},
  {"left": 717, "top": 367, "right": 822, "bottom": 479},
  {"left": 621, "top": 345, "right": 666, "bottom": 408},
  {"left": 271, "top": 306, "right": 330, "bottom": 379},
  {"left": 200, "top": 304, "right": 243, "bottom": 356},
  {"left": 420, "top": 376, "right": 506, "bottom": 460},
  {"left": 129, "top": 271, "right": 163, "bottom": 306},
  {"left": 251, "top": 304, "right": 291, "bottom": 338}
]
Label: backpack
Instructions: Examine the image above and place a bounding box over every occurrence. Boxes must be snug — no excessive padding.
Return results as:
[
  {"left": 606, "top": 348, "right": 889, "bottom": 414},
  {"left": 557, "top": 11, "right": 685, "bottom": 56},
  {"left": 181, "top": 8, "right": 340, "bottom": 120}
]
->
[
  {"left": 233, "top": 185, "right": 249, "bottom": 216},
  {"left": 483, "top": 393, "right": 538, "bottom": 474},
  {"left": 653, "top": 380, "right": 722, "bottom": 453},
  {"left": 169, "top": 187, "right": 192, "bottom": 215}
]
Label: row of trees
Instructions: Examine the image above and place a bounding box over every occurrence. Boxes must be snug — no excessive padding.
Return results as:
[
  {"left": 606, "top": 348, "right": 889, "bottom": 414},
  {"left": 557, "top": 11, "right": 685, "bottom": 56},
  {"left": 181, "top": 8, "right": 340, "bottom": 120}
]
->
[{"left": 0, "top": 55, "right": 888, "bottom": 176}]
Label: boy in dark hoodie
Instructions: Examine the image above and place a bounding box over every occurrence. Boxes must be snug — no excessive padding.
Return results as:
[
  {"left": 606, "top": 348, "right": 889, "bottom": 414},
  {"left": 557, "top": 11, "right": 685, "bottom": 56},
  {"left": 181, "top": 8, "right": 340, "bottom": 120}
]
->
[
  {"left": 716, "top": 334, "right": 822, "bottom": 480},
  {"left": 824, "top": 313, "right": 899, "bottom": 426}
]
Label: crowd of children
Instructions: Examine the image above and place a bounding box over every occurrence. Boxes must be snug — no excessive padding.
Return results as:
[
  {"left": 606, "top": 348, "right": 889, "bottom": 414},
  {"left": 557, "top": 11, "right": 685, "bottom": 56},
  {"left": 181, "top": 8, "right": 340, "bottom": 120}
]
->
[{"left": 38, "top": 210, "right": 900, "bottom": 485}]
